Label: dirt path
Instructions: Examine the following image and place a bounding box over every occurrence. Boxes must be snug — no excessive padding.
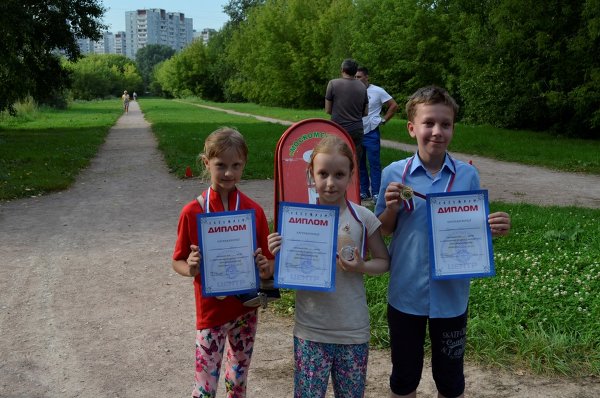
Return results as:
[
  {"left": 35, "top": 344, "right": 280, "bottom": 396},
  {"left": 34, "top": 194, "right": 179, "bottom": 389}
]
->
[{"left": 0, "top": 101, "right": 598, "bottom": 397}]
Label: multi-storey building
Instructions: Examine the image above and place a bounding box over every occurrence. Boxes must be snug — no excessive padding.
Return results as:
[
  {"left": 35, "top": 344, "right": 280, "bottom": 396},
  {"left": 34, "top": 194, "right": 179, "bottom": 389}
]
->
[
  {"left": 76, "top": 37, "right": 94, "bottom": 54},
  {"left": 125, "top": 8, "right": 193, "bottom": 59},
  {"left": 77, "top": 32, "right": 118, "bottom": 55},
  {"left": 114, "top": 32, "right": 126, "bottom": 56},
  {"left": 194, "top": 28, "right": 216, "bottom": 45},
  {"left": 93, "top": 31, "right": 114, "bottom": 54}
]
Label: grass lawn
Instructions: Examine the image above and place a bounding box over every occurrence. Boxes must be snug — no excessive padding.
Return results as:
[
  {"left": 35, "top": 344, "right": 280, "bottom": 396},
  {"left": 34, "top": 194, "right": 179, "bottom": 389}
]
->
[
  {"left": 185, "top": 98, "right": 600, "bottom": 174},
  {"left": 0, "top": 100, "right": 122, "bottom": 200},
  {"left": 2, "top": 98, "right": 598, "bottom": 376}
]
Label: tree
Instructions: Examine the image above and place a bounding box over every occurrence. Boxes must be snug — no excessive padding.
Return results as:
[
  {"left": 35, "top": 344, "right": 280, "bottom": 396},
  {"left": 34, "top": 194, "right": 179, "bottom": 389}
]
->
[
  {"left": 451, "top": 0, "right": 599, "bottom": 137},
  {"left": 353, "top": 0, "right": 454, "bottom": 114},
  {"left": 223, "top": 0, "right": 265, "bottom": 25},
  {"left": 154, "top": 40, "right": 209, "bottom": 98},
  {"left": 0, "top": 0, "right": 106, "bottom": 113},
  {"left": 67, "top": 54, "right": 143, "bottom": 100},
  {"left": 225, "top": 0, "right": 355, "bottom": 108},
  {"left": 135, "top": 44, "right": 176, "bottom": 92}
]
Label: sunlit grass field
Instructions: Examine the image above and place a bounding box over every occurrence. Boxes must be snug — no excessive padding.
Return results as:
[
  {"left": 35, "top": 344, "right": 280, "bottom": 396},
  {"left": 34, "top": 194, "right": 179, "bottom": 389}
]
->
[
  {"left": 0, "top": 100, "right": 122, "bottom": 200},
  {"left": 2, "top": 98, "right": 598, "bottom": 376},
  {"left": 187, "top": 98, "right": 600, "bottom": 174}
]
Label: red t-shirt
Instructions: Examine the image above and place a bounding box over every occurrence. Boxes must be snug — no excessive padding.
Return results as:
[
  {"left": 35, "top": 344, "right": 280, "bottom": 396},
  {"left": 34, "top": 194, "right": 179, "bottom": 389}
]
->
[{"left": 173, "top": 188, "right": 273, "bottom": 329}]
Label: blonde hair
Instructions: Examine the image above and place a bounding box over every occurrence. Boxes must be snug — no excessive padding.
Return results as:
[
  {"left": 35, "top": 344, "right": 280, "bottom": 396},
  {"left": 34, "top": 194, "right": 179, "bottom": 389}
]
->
[
  {"left": 198, "top": 127, "right": 248, "bottom": 180},
  {"left": 308, "top": 135, "right": 355, "bottom": 176}
]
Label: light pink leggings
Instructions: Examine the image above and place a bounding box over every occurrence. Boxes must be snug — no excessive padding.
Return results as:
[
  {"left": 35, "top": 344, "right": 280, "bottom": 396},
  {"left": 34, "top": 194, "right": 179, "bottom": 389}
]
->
[{"left": 192, "top": 310, "right": 257, "bottom": 398}]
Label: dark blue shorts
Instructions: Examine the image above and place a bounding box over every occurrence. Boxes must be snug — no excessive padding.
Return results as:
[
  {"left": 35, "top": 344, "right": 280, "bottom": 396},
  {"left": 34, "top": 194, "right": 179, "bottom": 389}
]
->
[{"left": 387, "top": 304, "right": 468, "bottom": 397}]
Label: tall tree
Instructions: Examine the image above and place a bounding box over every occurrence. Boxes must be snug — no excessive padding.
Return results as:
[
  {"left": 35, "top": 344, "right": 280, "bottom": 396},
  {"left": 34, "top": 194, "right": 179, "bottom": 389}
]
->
[
  {"left": 223, "top": 0, "right": 265, "bottom": 25},
  {"left": 135, "top": 44, "right": 176, "bottom": 92},
  {"left": 67, "top": 54, "right": 143, "bottom": 100},
  {"left": 353, "top": 0, "right": 454, "bottom": 113},
  {"left": 154, "top": 40, "right": 209, "bottom": 98},
  {"left": 226, "top": 0, "right": 355, "bottom": 108},
  {"left": 0, "top": 0, "right": 106, "bottom": 113},
  {"left": 451, "top": 0, "right": 599, "bottom": 137}
]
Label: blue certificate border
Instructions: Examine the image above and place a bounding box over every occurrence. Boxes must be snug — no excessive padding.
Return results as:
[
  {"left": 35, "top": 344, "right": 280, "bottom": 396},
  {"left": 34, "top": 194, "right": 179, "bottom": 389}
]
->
[
  {"left": 426, "top": 190, "right": 495, "bottom": 280},
  {"left": 197, "top": 209, "right": 259, "bottom": 297},
  {"left": 274, "top": 201, "right": 339, "bottom": 292}
]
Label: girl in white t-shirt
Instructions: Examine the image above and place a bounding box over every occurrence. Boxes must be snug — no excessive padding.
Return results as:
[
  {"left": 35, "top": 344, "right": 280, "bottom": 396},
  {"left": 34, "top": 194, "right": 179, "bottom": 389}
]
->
[{"left": 268, "top": 135, "right": 389, "bottom": 398}]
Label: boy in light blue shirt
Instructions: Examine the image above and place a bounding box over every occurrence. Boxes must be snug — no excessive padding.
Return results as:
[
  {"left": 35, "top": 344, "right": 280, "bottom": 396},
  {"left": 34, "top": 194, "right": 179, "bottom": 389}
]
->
[{"left": 375, "top": 86, "right": 511, "bottom": 398}]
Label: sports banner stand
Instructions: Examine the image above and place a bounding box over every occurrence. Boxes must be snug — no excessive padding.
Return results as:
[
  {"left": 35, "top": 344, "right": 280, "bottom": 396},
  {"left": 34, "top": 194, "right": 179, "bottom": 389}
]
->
[{"left": 273, "top": 118, "right": 360, "bottom": 225}]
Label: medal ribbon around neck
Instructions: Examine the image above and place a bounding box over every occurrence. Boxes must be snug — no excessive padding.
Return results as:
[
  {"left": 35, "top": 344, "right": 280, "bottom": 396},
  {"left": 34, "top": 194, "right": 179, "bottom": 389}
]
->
[
  {"left": 401, "top": 154, "right": 456, "bottom": 211},
  {"left": 346, "top": 200, "right": 367, "bottom": 259},
  {"left": 203, "top": 186, "right": 240, "bottom": 213}
]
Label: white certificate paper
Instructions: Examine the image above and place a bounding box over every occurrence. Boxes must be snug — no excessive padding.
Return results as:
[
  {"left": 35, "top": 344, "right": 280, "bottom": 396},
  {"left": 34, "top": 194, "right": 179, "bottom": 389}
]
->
[
  {"left": 274, "top": 202, "right": 339, "bottom": 291},
  {"left": 197, "top": 210, "right": 259, "bottom": 297},
  {"left": 426, "top": 190, "right": 495, "bottom": 280}
]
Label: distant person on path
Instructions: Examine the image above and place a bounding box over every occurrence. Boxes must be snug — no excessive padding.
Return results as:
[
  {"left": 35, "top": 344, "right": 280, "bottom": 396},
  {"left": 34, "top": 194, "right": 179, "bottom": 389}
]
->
[
  {"left": 355, "top": 66, "right": 398, "bottom": 202},
  {"left": 171, "top": 127, "right": 274, "bottom": 398},
  {"left": 325, "top": 59, "right": 369, "bottom": 165},
  {"left": 132, "top": 91, "right": 137, "bottom": 101},
  {"left": 121, "top": 90, "right": 130, "bottom": 113},
  {"left": 268, "top": 136, "right": 389, "bottom": 398},
  {"left": 375, "top": 86, "right": 511, "bottom": 398}
]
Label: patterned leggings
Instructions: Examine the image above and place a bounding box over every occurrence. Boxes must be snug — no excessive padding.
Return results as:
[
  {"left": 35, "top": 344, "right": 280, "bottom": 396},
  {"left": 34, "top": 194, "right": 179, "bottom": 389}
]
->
[
  {"left": 294, "top": 336, "right": 369, "bottom": 398},
  {"left": 192, "top": 311, "right": 257, "bottom": 398}
]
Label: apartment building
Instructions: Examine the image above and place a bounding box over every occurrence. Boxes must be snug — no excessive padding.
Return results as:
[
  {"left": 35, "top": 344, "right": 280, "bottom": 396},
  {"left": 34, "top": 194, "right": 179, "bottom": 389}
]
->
[
  {"left": 194, "top": 28, "right": 217, "bottom": 45},
  {"left": 114, "top": 32, "right": 126, "bottom": 56},
  {"left": 125, "top": 9, "right": 193, "bottom": 59},
  {"left": 77, "top": 31, "right": 117, "bottom": 55}
]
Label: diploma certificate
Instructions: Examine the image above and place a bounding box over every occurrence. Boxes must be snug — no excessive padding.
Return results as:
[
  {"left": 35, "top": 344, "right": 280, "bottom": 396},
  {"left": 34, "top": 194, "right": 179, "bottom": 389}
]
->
[
  {"left": 274, "top": 202, "right": 339, "bottom": 291},
  {"left": 426, "top": 190, "right": 495, "bottom": 280},
  {"left": 197, "top": 210, "right": 259, "bottom": 297}
]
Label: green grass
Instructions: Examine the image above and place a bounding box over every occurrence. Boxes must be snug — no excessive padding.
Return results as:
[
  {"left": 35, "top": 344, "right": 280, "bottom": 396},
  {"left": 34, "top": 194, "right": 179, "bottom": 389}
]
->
[
  {"left": 2, "top": 98, "right": 598, "bottom": 376},
  {"left": 382, "top": 123, "right": 600, "bottom": 174},
  {"left": 183, "top": 98, "right": 600, "bottom": 174},
  {"left": 185, "top": 98, "right": 330, "bottom": 122},
  {"left": 466, "top": 204, "right": 599, "bottom": 376},
  {"left": 0, "top": 100, "right": 123, "bottom": 200},
  {"left": 140, "top": 99, "right": 290, "bottom": 179}
]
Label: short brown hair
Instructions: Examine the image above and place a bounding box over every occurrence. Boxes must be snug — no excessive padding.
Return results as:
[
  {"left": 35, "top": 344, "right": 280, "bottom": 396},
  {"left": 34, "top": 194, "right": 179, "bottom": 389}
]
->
[{"left": 405, "top": 86, "right": 459, "bottom": 122}]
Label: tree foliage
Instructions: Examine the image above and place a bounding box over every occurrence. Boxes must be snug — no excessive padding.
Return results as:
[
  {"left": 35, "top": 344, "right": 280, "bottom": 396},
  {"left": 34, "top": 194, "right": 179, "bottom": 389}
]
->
[
  {"left": 223, "top": 0, "right": 265, "bottom": 25},
  {"left": 135, "top": 44, "right": 176, "bottom": 91},
  {"left": 153, "top": 40, "right": 209, "bottom": 98},
  {"left": 225, "top": 0, "right": 355, "bottom": 108},
  {"left": 448, "top": 0, "right": 600, "bottom": 136},
  {"left": 0, "top": 0, "right": 106, "bottom": 113},
  {"left": 352, "top": 0, "right": 454, "bottom": 113},
  {"left": 149, "top": 0, "right": 599, "bottom": 137},
  {"left": 67, "top": 54, "right": 143, "bottom": 100}
]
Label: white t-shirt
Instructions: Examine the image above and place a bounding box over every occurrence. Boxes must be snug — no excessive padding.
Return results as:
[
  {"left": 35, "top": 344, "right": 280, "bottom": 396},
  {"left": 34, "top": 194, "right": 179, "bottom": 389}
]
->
[
  {"left": 293, "top": 203, "right": 382, "bottom": 344},
  {"left": 362, "top": 84, "right": 393, "bottom": 134}
]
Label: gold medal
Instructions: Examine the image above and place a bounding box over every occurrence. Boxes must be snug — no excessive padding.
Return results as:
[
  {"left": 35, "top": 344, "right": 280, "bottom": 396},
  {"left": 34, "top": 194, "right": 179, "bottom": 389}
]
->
[{"left": 400, "top": 186, "right": 414, "bottom": 201}]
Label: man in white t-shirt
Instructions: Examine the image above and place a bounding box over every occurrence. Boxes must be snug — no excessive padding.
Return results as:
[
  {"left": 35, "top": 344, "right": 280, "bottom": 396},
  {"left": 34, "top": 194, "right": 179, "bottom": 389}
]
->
[{"left": 355, "top": 67, "right": 398, "bottom": 202}]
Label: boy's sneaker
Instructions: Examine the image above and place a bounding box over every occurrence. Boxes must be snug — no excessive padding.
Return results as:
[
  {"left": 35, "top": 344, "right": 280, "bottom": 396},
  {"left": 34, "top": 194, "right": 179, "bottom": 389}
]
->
[
  {"left": 372, "top": 194, "right": 379, "bottom": 203},
  {"left": 360, "top": 193, "right": 371, "bottom": 201}
]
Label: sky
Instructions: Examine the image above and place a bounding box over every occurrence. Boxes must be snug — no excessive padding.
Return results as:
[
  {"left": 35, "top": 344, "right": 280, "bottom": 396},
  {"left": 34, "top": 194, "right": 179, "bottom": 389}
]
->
[{"left": 99, "top": 0, "right": 231, "bottom": 32}]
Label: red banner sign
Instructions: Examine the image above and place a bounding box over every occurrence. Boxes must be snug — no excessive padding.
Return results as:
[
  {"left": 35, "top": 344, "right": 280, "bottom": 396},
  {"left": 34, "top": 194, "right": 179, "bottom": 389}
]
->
[{"left": 273, "top": 118, "right": 360, "bottom": 223}]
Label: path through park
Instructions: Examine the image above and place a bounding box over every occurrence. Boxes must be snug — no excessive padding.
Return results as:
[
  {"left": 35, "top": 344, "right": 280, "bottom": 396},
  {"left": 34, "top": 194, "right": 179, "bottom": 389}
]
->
[{"left": 1, "top": 101, "right": 599, "bottom": 397}]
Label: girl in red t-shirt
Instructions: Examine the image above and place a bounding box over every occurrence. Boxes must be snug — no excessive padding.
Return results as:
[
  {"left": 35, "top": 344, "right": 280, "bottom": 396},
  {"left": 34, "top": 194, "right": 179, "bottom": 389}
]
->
[{"left": 172, "top": 127, "right": 274, "bottom": 398}]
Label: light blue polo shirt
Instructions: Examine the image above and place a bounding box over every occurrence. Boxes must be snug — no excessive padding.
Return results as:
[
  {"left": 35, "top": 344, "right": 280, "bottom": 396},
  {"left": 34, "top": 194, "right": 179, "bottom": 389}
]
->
[{"left": 375, "top": 152, "right": 480, "bottom": 318}]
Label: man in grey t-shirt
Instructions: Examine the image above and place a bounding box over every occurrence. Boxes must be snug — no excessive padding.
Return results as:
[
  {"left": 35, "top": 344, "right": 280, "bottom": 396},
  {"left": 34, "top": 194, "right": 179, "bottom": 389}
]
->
[{"left": 325, "top": 59, "right": 369, "bottom": 164}]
